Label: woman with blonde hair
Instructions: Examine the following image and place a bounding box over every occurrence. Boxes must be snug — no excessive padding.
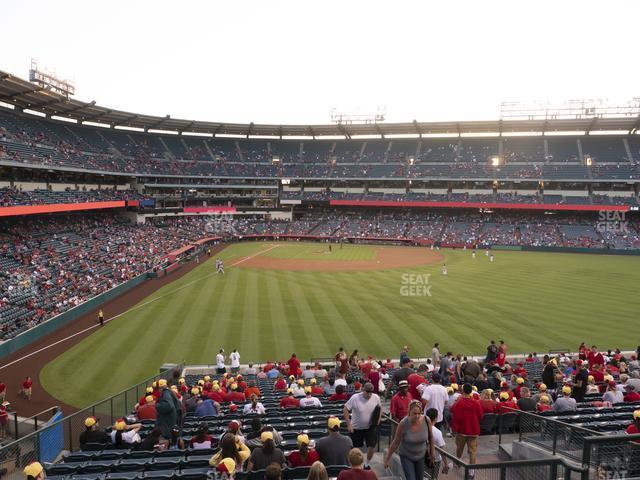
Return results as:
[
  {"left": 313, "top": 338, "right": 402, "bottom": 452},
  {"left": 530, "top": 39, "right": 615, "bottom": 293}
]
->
[
  {"left": 384, "top": 399, "right": 435, "bottom": 480},
  {"left": 307, "top": 461, "right": 328, "bottom": 480}
]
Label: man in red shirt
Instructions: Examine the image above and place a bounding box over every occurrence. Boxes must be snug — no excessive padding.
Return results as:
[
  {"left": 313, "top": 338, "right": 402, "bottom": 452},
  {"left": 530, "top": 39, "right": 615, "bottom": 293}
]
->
[
  {"left": 21, "top": 377, "right": 32, "bottom": 400},
  {"left": 0, "top": 381, "right": 6, "bottom": 403},
  {"left": 626, "top": 410, "right": 640, "bottom": 444},
  {"left": 390, "top": 380, "right": 413, "bottom": 421},
  {"left": 450, "top": 383, "right": 484, "bottom": 466},
  {"left": 407, "top": 364, "right": 428, "bottom": 400},
  {"left": 225, "top": 384, "right": 246, "bottom": 403},
  {"left": 279, "top": 389, "right": 300, "bottom": 409},
  {"left": 137, "top": 396, "right": 157, "bottom": 421},
  {"left": 589, "top": 364, "right": 605, "bottom": 383},
  {"left": 288, "top": 354, "right": 301, "bottom": 377},
  {"left": 624, "top": 385, "right": 640, "bottom": 403},
  {"left": 587, "top": 346, "right": 604, "bottom": 367}
]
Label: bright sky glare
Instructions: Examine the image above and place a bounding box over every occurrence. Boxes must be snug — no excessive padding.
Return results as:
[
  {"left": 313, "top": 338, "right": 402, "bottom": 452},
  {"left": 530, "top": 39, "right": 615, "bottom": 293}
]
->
[{"left": 3, "top": 0, "right": 640, "bottom": 125}]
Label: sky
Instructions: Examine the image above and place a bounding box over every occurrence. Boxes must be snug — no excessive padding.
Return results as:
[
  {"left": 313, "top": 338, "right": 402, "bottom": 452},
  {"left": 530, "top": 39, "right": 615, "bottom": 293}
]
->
[{"left": 2, "top": 1, "right": 640, "bottom": 126}]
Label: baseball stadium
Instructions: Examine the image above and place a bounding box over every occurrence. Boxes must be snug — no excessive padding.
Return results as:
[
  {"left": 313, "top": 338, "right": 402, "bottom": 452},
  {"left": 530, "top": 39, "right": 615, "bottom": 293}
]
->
[{"left": 1, "top": 2, "right": 640, "bottom": 479}]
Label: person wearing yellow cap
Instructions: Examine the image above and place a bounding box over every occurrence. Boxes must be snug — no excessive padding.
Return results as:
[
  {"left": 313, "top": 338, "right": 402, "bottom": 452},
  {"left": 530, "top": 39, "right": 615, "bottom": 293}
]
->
[
  {"left": 531, "top": 383, "right": 547, "bottom": 404},
  {"left": 290, "top": 380, "right": 305, "bottom": 398},
  {"left": 137, "top": 395, "right": 157, "bottom": 421},
  {"left": 541, "top": 358, "right": 560, "bottom": 392},
  {"left": 247, "top": 430, "right": 286, "bottom": 471},
  {"left": 23, "top": 461, "right": 45, "bottom": 480},
  {"left": 215, "top": 457, "right": 236, "bottom": 478},
  {"left": 111, "top": 419, "right": 142, "bottom": 448},
  {"left": 79, "top": 416, "right": 110, "bottom": 449},
  {"left": 279, "top": 389, "right": 300, "bottom": 409},
  {"left": 315, "top": 416, "right": 352, "bottom": 466},
  {"left": 536, "top": 395, "right": 552, "bottom": 413},
  {"left": 626, "top": 410, "right": 640, "bottom": 437},
  {"left": 209, "top": 433, "right": 251, "bottom": 471},
  {"left": 299, "top": 388, "right": 322, "bottom": 408},
  {"left": 586, "top": 375, "right": 599, "bottom": 395},
  {"left": 553, "top": 386, "right": 577, "bottom": 413},
  {"left": 287, "top": 433, "right": 320, "bottom": 467},
  {"left": 496, "top": 391, "right": 520, "bottom": 414}
]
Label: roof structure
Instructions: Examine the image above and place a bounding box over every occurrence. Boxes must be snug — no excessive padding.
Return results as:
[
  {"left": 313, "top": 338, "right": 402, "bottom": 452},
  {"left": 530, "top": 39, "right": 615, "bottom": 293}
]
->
[{"left": 2, "top": 70, "right": 640, "bottom": 138}]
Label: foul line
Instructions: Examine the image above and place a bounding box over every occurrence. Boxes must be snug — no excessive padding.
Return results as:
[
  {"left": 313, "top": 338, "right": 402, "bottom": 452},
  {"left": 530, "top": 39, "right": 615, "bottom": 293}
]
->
[{"left": 0, "top": 244, "right": 280, "bottom": 371}]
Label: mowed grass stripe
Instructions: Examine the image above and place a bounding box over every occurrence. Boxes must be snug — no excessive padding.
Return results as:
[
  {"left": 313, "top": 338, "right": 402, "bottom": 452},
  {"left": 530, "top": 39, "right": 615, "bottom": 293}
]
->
[{"left": 40, "top": 244, "right": 640, "bottom": 408}]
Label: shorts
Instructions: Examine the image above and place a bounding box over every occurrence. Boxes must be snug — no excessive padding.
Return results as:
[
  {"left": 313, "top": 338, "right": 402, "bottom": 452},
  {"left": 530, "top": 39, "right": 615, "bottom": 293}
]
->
[{"left": 351, "top": 426, "right": 378, "bottom": 448}]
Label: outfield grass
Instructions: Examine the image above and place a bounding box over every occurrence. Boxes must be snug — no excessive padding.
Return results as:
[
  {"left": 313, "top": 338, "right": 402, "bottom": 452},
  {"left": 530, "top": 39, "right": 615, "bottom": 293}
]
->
[{"left": 41, "top": 243, "right": 640, "bottom": 407}]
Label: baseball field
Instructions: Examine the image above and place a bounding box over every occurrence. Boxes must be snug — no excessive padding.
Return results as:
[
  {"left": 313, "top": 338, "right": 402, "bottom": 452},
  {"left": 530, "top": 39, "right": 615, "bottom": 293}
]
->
[{"left": 40, "top": 242, "right": 639, "bottom": 408}]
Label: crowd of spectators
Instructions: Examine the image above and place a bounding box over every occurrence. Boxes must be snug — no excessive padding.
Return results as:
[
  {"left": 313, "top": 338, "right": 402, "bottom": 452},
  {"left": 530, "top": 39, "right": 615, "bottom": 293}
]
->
[
  {"left": 3, "top": 113, "right": 640, "bottom": 181},
  {"left": 0, "top": 186, "right": 144, "bottom": 207}
]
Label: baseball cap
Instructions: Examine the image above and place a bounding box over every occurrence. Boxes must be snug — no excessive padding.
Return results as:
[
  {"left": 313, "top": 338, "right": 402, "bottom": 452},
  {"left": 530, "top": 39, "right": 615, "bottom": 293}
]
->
[
  {"left": 191, "top": 387, "right": 200, "bottom": 395},
  {"left": 310, "top": 378, "right": 317, "bottom": 385},
  {"left": 587, "top": 375, "right": 594, "bottom": 382},
  {"left": 540, "top": 395, "right": 550, "bottom": 404},
  {"left": 158, "top": 379, "right": 167, "bottom": 388},
  {"left": 450, "top": 383, "right": 459, "bottom": 391},
  {"left": 23, "top": 462, "right": 44, "bottom": 477},
  {"left": 145, "top": 395, "right": 154, "bottom": 403},
  {"left": 114, "top": 419, "right": 127, "bottom": 431},
  {"left": 287, "top": 388, "right": 293, "bottom": 395},
  {"left": 327, "top": 416, "right": 341, "bottom": 430},
  {"left": 260, "top": 431, "right": 274, "bottom": 442},
  {"left": 398, "top": 380, "right": 409, "bottom": 388},
  {"left": 634, "top": 410, "right": 640, "bottom": 420},
  {"left": 297, "top": 433, "right": 310, "bottom": 445},
  {"left": 516, "top": 377, "right": 524, "bottom": 384},
  {"left": 228, "top": 420, "right": 240, "bottom": 432},
  {"left": 538, "top": 383, "right": 547, "bottom": 391},
  {"left": 204, "top": 375, "right": 211, "bottom": 382},
  {"left": 229, "top": 403, "right": 238, "bottom": 412},
  {"left": 146, "top": 387, "right": 153, "bottom": 394},
  {"left": 446, "top": 387, "right": 454, "bottom": 394},
  {"left": 304, "top": 386, "right": 312, "bottom": 394},
  {"left": 562, "top": 386, "right": 572, "bottom": 395},
  {"left": 363, "top": 382, "right": 374, "bottom": 392},
  {"left": 608, "top": 381, "right": 617, "bottom": 388},
  {"left": 499, "top": 392, "right": 510, "bottom": 400},
  {"left": 216, "top": 457, "right": 236, "bottom": 475},
  {"left": 84, "top": 416, "right": 97, "bottom": 428},
  {"left": 297, "top": 379, "right": 305, "bottom": 386}
]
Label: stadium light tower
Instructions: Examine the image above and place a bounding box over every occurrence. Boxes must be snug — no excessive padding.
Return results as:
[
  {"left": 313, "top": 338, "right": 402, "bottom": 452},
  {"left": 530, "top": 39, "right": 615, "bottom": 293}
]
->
[
  {"left": 330, "top": 106, "right": 386, "bottom": 125},
  {"left": 28, "top": 59, "right": 75, "bottom": 98}
]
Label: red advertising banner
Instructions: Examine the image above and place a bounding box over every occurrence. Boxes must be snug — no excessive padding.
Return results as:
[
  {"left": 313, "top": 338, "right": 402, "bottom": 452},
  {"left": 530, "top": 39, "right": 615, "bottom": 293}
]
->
[{"left": 0, "top": 201, "right": 127, "bottom": 217}]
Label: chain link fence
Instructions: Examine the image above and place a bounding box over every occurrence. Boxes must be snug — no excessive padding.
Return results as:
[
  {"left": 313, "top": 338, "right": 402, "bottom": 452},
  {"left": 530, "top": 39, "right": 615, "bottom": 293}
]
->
[{"left": 582, "top": 434, "right": 640, "bottom": 480}]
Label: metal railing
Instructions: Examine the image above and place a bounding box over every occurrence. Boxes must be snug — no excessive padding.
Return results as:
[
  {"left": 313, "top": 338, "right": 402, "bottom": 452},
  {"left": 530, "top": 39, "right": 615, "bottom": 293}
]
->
[
  {"left": 0, "top": 365, "right": 181, "bottom": 479},
  {"left": 10, "top": 406, "right": 60, "bottom": 441},
  {"left": 383, "top": 413, "right": 586, "bottom": 480},
  {"left": 509, "top": 408, "right": 603, "bottom": 462}
]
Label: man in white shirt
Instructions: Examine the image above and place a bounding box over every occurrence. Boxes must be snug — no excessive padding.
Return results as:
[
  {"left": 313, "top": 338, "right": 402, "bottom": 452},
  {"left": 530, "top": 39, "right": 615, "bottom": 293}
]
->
[
  {"left": 334, "top": 374, "right": 347, "bottom": 389},
  {"left": 344, "top": 383, "right": 381, "bottom": 468},
  {"left": 216, "top": 349, "right": 226, "bottom": 374},
  {"left": 299, "top": 389, "right": 323, "bottom": 408},
  {"left": 421, "top": 373, "right": 449, "bottom": 429},
  {"left": 230, "top": 349, "right": 241, "bottom": 374}
]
